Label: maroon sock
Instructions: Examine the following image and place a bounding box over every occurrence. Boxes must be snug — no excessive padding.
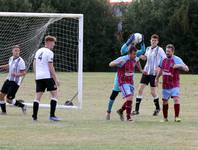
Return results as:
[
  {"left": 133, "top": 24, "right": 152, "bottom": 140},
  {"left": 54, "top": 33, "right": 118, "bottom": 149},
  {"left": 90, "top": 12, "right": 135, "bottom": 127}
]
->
[
  {"left": 174, "top": 104, "right": 180, "bottom": 118},
  {"left": 163, "top": 103, "right": 169, "bottom": 119},
  {"left": 120, "top": 101, "right": 127, "bottom": 112},
  {"left": 125, "top": 101, "right": 132, "bottom": 120}
]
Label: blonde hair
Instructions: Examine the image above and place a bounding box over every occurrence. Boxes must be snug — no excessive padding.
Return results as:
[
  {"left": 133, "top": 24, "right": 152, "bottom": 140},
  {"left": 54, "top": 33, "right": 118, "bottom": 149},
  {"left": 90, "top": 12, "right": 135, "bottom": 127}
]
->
[{"left": 45, "top": 35, "right": 57, "bottom": 42}]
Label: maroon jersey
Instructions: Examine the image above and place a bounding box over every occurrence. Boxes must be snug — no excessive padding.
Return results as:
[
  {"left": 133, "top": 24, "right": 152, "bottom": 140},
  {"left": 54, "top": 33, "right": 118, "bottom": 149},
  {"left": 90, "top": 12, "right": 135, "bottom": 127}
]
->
[
  {"left": 160, "top": 55, "right": 185, "bottom": 89},
  {"left": 117, "top": 56, "right": 139, "bottom": 86}
]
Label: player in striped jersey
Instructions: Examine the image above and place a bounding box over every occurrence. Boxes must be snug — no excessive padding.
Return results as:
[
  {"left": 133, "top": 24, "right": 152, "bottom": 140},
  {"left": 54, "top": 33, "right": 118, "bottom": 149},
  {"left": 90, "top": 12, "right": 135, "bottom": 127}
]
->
[
  {"left": 155, "top": 44, "right": 189, "bottom": 122},
  {"left": 133, "top": 34, "right": 166, "bottom": 116},
  {"left": 106, "top": 34, "right": 145, "bottom": 120},
  {"left": 0, "top": 45, "right": 27, "bottom": 114},
  {"left": 109, "top": 46, "right": 142, "bottom": 121}
]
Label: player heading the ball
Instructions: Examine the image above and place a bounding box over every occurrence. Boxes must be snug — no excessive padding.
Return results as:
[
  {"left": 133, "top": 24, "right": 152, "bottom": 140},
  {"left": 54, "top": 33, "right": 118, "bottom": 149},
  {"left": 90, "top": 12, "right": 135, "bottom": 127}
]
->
[
  {"left": 0, "top": 45, "right": 27, "bottom": 114},
  {"left": 32, "top": 35, "right": 60, "bottom": 121}
]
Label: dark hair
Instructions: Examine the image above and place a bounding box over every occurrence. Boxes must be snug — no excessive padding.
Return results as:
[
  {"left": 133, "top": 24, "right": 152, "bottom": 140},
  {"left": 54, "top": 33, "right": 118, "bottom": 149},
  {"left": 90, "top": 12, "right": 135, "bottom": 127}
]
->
[
  {"left": 128, "top": 45, "right": 137, "bottom": 54},
  {"left": 166, "top": 44, "right": 175, "bottom": 51},
  {"left": 151, "top": 34, "right": 159, "bottom": 40},
  {"left": 45, "top": 35, "right": 56, "bottom": 42}
]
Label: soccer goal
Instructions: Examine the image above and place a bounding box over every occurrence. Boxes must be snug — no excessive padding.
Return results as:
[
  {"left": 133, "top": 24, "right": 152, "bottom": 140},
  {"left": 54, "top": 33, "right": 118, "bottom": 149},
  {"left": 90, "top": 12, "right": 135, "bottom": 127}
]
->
[{"left": 0, "top": 12, "right": 83, "bottom": 109}]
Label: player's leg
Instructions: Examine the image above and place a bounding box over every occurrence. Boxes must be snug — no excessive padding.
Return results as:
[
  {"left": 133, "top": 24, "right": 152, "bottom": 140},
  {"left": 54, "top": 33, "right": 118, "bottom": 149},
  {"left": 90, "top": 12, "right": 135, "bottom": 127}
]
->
[
  {"left": 48, "top": 78, "right": 60, "bottom": 121},
  {"left": 32, "top": 79, "right": 45, "bottom": 121},
  {"left": 0, "top": 80, "right": 9, "bottom": 114},
  {"left": 150, "top": 75, "right": 160, "bottom": 116},
  {"left": 0, "top": 92, "right": 6, "bottom": 114},
  {"left": 6, "top": 81, "right": 26, "bottom": 114},
  {"left": 172, "top": 88, "right": 181, "bottom": 122},
  {"left": 125, "top": 95, "right": 133, "bottom": 121},
  {"left": 161, "top": 89, "right": 170, "bottom": 122},
  {"left": 106, "top": 73, "right": 120, "bottom": 120},
  {"left": 106, "top": 90, "right": 119, "bottom": 120},
  {"left": 32, "top": 92, "right": 43, "bottom": 121},
  {"left": 133, "top": 74, "right": 148, "bottom": 115}
]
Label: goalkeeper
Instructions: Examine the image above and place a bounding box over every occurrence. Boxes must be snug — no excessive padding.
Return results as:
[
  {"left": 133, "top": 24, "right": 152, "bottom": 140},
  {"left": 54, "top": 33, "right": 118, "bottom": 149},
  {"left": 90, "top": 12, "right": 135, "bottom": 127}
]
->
[{"left": 106, "top": 34, "right": 145, "bottom": 120}]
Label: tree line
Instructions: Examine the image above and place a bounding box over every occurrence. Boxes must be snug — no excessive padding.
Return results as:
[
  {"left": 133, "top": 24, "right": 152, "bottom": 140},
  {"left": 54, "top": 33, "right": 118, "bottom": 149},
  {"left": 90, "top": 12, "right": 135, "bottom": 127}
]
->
[{"left": 0, "top": 0, "right": 197, "bottom": 73}]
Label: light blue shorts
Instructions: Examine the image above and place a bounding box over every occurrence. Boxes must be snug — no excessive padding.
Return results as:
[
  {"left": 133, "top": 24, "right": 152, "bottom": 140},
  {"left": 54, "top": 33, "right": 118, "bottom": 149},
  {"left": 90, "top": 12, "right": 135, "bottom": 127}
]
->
[
  {"left": 120, "top": 84, "right": 134, "bottom": 98},
  {"left": 162, "top": 87, "right": 180, "bottom": 100}
]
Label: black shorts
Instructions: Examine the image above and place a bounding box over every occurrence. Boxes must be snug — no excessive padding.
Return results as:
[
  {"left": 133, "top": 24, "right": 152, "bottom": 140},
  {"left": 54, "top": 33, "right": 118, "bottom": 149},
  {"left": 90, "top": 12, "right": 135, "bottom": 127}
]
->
[
  {"left": 140, "top": 74, "right": 156, "bottom": 87},
  {"left": 1, "top": 80, "right": 19, "bottom": 99},
  {"left": 36, "top": 78, "right": 57, "bottom": 93}
]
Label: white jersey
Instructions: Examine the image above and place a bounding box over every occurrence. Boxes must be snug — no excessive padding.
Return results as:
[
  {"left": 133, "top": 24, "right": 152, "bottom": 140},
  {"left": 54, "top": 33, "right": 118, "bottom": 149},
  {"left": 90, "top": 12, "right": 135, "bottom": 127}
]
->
[
  {"left": 34, "top": 47, "right": 54, "bottom": 80},
  {"left": 144, "top": 46, "right": 166, "bottom": 75},
  {"left": 7, "top": 56, "right": 26, "bottom": 85}
]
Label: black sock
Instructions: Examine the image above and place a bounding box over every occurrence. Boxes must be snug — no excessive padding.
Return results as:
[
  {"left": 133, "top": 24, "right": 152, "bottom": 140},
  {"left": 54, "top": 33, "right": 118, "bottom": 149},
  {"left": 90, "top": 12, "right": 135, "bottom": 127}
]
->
[
  {"left": 50, "top": 99, "right": 57, "bottom": 117},
  {"left": 14, "top": 100, "right": 25, "bottom": 108},
  {"left": 154, "top": 98, "right": 160, "bottom": 110},
  {"left": 0, "top": 102, "right": 6, "bottom": 113},
  {"left": 135, "top": 98, "right": 142, "bottom": 112},
  {"left": 33, "top": 101, "right": 39, "bottom": 120}
]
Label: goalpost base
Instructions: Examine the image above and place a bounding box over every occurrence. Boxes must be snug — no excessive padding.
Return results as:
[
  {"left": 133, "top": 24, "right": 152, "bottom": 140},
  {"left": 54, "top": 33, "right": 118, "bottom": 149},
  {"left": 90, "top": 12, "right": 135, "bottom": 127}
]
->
[{"left": 7, "top": 103, "right": 79, "bottom": 109}]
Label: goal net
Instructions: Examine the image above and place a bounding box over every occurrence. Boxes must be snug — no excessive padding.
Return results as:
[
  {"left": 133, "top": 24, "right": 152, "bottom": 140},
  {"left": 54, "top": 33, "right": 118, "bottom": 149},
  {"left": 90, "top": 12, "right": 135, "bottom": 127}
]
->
[{"left": 0, "top": 12, "right": 83, "bottom": 109}]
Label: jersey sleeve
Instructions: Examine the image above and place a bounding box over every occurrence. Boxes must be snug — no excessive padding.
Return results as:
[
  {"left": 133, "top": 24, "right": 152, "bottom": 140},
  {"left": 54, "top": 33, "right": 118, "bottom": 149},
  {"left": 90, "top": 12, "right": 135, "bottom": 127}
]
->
[
  {"left": 47, "top": 52, "right": 54, "bottom": 63},
  {"left": 19, "top": 60, "right": 26, "bottom": 71},
  {"left": 159, "top": 58, "right": 163, "bottom": 68},
  {"left": 173, "top": 56, "right": 185, "bottom": 65},
  {"left": 144, "top": 47, "right": 150, "bottom": 57},
  {"left": 159, "top": 48, "right": 166, "bottom": 59},
  {"left": 112, "top": 56, "right": 127, "bottom": 67},
  {"left": 120, "top": 43, "right": 128, "bottom": 55}
]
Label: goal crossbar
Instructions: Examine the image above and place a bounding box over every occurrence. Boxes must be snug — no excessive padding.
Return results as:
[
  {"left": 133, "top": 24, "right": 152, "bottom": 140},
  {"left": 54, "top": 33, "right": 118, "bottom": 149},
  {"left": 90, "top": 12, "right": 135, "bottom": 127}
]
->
[{"left": 0, "top": 12, "right": 83, "bottom": 109}]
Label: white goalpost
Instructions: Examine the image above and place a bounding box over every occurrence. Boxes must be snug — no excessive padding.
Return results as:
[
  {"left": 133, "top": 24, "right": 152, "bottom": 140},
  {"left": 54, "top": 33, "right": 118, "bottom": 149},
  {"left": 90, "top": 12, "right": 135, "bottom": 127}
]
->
[{"left": 0, "top": 12, "right": 83, "bottom": 109}]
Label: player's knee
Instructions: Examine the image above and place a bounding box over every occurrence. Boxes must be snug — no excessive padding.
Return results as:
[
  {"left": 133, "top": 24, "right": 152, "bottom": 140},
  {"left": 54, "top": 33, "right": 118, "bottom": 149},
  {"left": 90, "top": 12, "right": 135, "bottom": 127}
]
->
[
  {"left": 110, "top": 91, "right": 119, "bottom": 100},
  {"left": 126, "top": 96, "right": 133, "bottom": 102},
  {"left": 151, "top": 90, "right": 157, "bottom": 97},
  {"left": 162, "top": 100, "right": 168, "bottom": 105},
  {"left": 173, "top": 97, "right": 180, "bottom": 104}
]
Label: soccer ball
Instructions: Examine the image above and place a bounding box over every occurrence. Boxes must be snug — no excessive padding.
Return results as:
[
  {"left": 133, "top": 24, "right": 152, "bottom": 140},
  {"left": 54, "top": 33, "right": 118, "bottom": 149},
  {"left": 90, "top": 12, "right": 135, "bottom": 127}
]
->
[{"left": 133, "top": 33, "right": 143, "bottom": 44}]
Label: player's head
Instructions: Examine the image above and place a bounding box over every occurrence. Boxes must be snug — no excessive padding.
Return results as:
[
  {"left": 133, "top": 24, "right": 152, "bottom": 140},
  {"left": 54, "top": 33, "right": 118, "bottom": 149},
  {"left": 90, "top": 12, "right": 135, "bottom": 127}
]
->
[
  {"left": 12, "top": 45, "right": 21, "bottom": 58},
  {"left": 150, "top": 34, "right": 159, "bottom": 48},
  {"left": 166, "top": 44, "right": 175, "bottom": 58},
  {"left": 45, "top": 35, "right": 56, "bottom": 50},
  {"left": 128, "top": 45, "right": 137, "bottom": 59}
]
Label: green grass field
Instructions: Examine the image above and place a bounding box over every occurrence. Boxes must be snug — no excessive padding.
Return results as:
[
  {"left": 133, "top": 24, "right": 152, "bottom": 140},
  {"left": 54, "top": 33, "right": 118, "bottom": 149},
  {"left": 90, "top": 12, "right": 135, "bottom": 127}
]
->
[{"left": 0, "top": 73, "right": 197, "bottom": 150}]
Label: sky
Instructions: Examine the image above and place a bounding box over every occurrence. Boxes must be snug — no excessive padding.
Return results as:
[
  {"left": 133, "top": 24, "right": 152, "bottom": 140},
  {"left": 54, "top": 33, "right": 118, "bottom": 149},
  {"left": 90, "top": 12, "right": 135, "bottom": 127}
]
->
[{"left": 109, "top": 0, "right": 133, "bottom": 3}]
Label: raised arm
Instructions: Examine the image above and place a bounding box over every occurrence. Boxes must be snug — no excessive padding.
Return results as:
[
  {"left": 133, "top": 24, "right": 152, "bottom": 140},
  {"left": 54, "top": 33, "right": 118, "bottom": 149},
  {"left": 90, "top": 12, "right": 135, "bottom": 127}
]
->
[{"left": 136, "top": 42, "right": 146, "bottom": 57}]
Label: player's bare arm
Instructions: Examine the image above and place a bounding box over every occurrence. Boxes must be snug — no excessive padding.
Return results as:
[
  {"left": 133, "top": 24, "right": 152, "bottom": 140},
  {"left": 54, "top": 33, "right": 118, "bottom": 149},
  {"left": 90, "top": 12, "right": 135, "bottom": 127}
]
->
[
  {"left": 48, "top": 62, "right": 59, "bottom": 86},
  {"left": 12, "top": 70, "right": 26, "bottom": 77},
  {"left": 0, "top": 64, "right": 9, "bottom": 70},
  {"left": 155, "top": 68, "right": 162, "bottom": 87},
  {"left": 33, "top": 59, "right": 36, "bottom": 75}
]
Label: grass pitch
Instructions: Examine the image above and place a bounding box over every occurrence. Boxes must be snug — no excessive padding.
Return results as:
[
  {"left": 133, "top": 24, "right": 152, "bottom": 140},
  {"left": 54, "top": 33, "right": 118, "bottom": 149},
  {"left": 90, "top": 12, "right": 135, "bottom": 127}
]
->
[{"left": 0, "top": 73, "right": 197, "bottom": 150}]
